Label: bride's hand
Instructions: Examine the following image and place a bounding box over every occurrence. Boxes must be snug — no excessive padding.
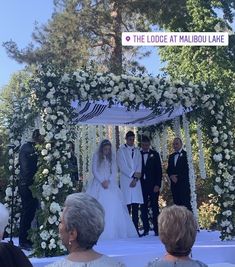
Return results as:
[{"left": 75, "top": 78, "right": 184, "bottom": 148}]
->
[{"left": 101, "top": 180, "right": 109, "bottom": 189}]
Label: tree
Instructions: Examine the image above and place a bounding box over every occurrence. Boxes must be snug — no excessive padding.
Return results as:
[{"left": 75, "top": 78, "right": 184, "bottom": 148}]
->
[{"left": 3, "top": 0, "right": 152, "bottom": 74}]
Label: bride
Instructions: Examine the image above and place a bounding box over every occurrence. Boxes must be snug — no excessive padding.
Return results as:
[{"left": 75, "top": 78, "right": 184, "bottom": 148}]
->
[{"left": 86, "top": 139, "right": 138, "bottom": 240}]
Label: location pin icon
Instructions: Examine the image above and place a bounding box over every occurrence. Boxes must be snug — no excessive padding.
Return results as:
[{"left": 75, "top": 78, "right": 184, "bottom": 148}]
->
[{"left": 126, "top": 36, "right": 130, "bottom": 42}]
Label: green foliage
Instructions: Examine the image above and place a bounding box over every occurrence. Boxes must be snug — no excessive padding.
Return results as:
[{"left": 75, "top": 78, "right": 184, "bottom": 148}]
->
[
  {"left": 199, "top": 194, "right": 220, "bottom": 230},
  {"left": 0, "top": 127, "right": 9, "bottom": 202}
]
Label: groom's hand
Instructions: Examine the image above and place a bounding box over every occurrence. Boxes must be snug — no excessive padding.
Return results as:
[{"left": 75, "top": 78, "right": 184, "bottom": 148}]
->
[
  {"left": 133, "top": 172, "right": 141, "bottom": 179},
  {"left": 130, "top": 179, "right": 137, "bottom": 188}
]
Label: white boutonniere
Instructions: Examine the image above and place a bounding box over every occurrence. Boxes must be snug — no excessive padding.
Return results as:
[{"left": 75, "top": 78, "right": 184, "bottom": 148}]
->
[
  {"left": 179, "top": 153, "right": 183, "bottom": 157},
  {"left": 149, "top": 153, "right": 154, "bottom": 158}
]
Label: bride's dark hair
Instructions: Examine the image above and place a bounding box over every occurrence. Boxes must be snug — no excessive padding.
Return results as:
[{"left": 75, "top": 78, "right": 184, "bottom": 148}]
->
[{"left": 98, "top": 139, "right": 112, "bottom": 166}]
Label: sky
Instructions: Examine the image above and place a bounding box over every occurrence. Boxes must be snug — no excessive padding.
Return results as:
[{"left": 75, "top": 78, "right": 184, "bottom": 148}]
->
[
  {"left": 0, "top": 1, "right": 162, "bottom": 89},
  {"left": 0, "top": 1, "right": 54, "bottom": 88}
]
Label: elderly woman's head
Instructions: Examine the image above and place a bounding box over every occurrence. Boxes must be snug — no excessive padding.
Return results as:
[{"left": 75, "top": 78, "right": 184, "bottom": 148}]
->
[
  {"left": 158, "top": 205, "right": 197, "bottom": 257},
  {"left": 59, "top": 193, "right": 105, "bottom": 251},
  {"left": 0, "top": 203, "right": 9, "bottom": 240}
]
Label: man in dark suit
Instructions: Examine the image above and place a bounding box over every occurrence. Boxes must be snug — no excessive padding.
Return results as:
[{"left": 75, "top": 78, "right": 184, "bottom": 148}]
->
[
  {"left": 140, "top": 135, "right": 162, "bottom": 236},
  {"left": 167, "top": 137, "right": 192, "bottom": 211},
  {"left": 18, "top": 129, "right": 42, "bottom": 250}
]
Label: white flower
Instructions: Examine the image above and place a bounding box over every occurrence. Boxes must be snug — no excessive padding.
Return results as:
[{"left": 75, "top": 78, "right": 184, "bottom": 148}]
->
[
  {"left": 213, "top": 137, "right": 219, "bottom": 144},
  {"left": 42, "top": 169, "right": 49, "bottom": 175},
  {"left": 40, "top": 128, "right": 46, "bottom": 135},
  {"left": 51, "top": 187, "right": 59, "bottom": 194},
  {"left": 214, "top": 185, "right": 222, "bottom": 194},
  {"left": 213, "top": 153, "right": 222, "bottom": 162},
  {"left": 57, "top": 119, "right": 64, "bottom": 125},
  {"left": 215, "top": 177, "right": 221, "bottom": 183},
  {"left": 53, "top": 150, "right": 60, "bottom": 158},
  {"left": 46, "top": 123, "right": 53, "bottom": 131},
  {"left": 50, "top": 202, "right": 61, "bottom": 214},
  {"left": 45, "top": 143, "right": 51, "bottom": 150},
  {"left": 8, "top": 149, "right": 13, "bottom": 156},
  {"left": 109, "top": 80, "right": 114, "bottom": 87},
  {"left": 48, "top": 82, "right": 53, "bottom": 87},
  {"left": 90, "top": 81, "right": 97, "bottom": 87},
  {"left": 5, "top": 187, "right": 12, "bottom": 197},
  {"left": 50, "top": 99, "right": 56, "bottom": 105},
  {"left": 41, "top": 149, "right": 48, "bottom": 156},
  {"left": 41, "top": 242, "right": 47, "bottom": 249},
  {"left": 42, "top": 184, "right": 51, "bottom": 197},
  {"left": 45, "top": 107, "right": 52, "bottom": 114},
  {"left": 40, "top": 230, "right": 50, "bottom": 241},
  {"left": 48, "top": 215, "right": 57, "bottom": 224}
]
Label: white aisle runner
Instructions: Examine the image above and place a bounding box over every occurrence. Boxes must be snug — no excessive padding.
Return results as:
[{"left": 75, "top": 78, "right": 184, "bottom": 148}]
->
[{"left": 9, "top": 230, "right": 235, "bottom": 267}]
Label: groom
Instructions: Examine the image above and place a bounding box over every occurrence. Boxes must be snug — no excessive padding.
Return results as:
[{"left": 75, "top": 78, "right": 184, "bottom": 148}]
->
[{"left": 140, "top": 135, "right": 162, "bottom": 236}]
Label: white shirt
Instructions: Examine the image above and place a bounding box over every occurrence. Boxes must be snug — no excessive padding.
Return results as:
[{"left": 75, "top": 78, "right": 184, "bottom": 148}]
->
[{"left": 174, "top": 149, "right": 182, "bottom": 166}]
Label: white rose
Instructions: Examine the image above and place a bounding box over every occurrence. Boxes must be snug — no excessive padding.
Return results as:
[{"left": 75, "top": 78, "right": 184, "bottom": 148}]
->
[
  {"left": 41, "top": 242, "right": 47, "bottom": 249},
  {"left": 46, "top": 123, "right": 52, "bottom": 131},
  {"left": 50, "top": 99, "right": 56, "bottom": 105},
  {"left": 213, "top": 153, "right": 222, "bottom": 162},
  {"left": 213, "top": 137, "right": 219, "bottom": 144},
  {"left": 50, "top": 202, "right": 61, "bottom": 214},
  {"left": 48, "top": 82, "right": 53, "bottom": 87},
  {"left": 40, "top": 230, "right": 50, "bottom": 241},
  {"left": 41, "top": 149, "right": 48, "bottom": 156},
  {"left": 48, "top": 215, "right": 57, "bottom": 225},
  {"left": 45, "top": 143, "right": 51, "bottom": 150},
  {"left": 42, "top": 169, "right": 49, "bottom": 175},
  {"left": 39, "top": 128, "right": 46, "bottom": 135}
]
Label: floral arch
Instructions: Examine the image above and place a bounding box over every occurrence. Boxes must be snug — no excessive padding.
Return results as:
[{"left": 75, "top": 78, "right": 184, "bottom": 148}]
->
[{"left": 6, "top": 65, "right": 234, "bottom": 256}]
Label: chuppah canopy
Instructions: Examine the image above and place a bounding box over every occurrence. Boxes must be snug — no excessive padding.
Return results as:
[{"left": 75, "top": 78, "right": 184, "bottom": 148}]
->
[{"left": 72, "top": 100, "right": 192, "bottom": 127}]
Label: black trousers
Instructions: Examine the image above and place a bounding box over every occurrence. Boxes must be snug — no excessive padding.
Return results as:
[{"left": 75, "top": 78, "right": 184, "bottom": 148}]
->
[
  {"left": 141, "top": 188, "right": 159, "bottom": 234},
  {"left": 127, "top": 203, "right": 139, "bottom": 232},
  {"left": 171, "top": 182, "right": 192, "bottom": 211},
  {"left": 19, "top": 185, "right": 38, "bottom": 244}
]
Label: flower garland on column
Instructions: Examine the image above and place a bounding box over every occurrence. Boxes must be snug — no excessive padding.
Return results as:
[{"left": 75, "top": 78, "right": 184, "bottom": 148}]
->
[
  {"left": 161, "top": 124, "right": 168, "bottom": 162},
  {"left": 196, "top": 119, "right": 207, "bottom": 179},
  {"left": 152, "top": 130, "right": 161, "bottom": 154},
  {"left": 209, "top": 102, "right": 235, "bottom": 240},
  {"left": 173, "top": 117, "right": 182, "bottom": 139},
  {"left": 111, "top": 125, "right": 117, "bottom": 156},
  {"left": 30, "top": 69, "right": 76, "bottom": 256},
  {"left": 81, "top": 126, "right": 88, "bottom": 185},
  {"left": 5, "top": 92, "right": 34, "bottom": 236},
  {"left": 182, "top": 114, "right": 199, "bottom": 223}
]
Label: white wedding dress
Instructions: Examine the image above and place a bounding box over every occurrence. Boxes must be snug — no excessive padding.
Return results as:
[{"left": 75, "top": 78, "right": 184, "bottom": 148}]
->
[{"left": 86, "top": 152, "right": 138, "bottom": 240}]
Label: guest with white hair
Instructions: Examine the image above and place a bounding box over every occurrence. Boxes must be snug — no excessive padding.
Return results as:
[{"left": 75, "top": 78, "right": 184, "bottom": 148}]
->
[
  {"left": 0, "top": 203, "right": 9, "bottom": 241},
  {"left": 46, "top": 193, "right": 126, "bottom": 267}
]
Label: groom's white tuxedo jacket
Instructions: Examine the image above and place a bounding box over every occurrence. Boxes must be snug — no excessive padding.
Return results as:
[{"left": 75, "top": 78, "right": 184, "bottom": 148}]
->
[{"left": 117, "top": 144, "right": 143, "bottom": 205}]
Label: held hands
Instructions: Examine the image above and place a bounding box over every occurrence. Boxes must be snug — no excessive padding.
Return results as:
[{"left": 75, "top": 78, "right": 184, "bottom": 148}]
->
[
  {"left": 133, "top": 172, "right": 141, "bottom": 179},
  {"left": 170, "top": 175, "right": 178, "bottom": 183},
  {"left": 129, "top": 179, "right": 137, "bottom": 188},
  {"left": 101, "top": 180, "right": 110, "bottom": 189}
]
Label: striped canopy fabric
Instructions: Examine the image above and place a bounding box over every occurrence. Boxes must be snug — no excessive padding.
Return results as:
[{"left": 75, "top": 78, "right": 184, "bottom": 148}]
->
[{"left": 71, "top": 101, "right": 191, "bottom": 127}]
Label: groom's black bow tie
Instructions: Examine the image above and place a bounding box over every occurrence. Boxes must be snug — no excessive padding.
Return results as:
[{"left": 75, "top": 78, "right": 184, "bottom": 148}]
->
[{"left": 142, "top": 151, "right": 149, "bottom": 155}]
